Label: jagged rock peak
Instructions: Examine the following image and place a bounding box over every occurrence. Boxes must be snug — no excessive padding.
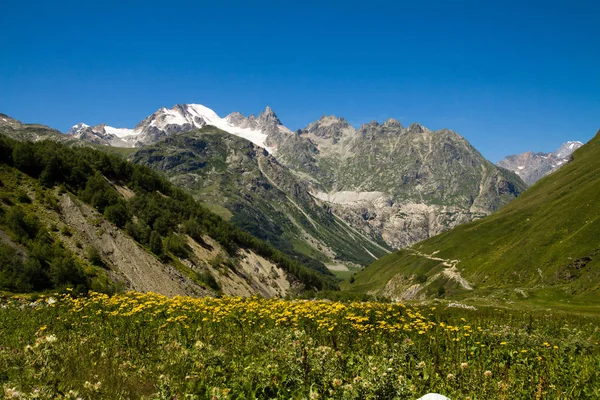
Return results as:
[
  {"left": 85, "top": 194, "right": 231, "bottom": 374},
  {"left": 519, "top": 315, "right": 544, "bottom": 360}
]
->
[
  {"left": 224, "top": 111, "right": 249, "bottom": 126},
  {"left": 406, "top": 123, "right": 430, "bottom": 134},
  {"left": 319, "top": 115, "right": 344, "bottom": 123},
  {"left": 257, "top": 105, "right": 282, "bottom": 125},
  {"left": 382, "top": 118, "right": 403, "bottom": 129},
  {"left": 497, "top": 140, "right": 584, "bottom": 185},
  {"left": 356, "top": 121, "right": 383, "bottom": 138}
]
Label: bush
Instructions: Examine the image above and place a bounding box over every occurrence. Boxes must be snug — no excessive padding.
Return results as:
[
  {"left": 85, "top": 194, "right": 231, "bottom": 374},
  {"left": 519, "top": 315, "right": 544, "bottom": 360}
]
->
[
  {"left": 85, "top": 246, "right": 104, "bottom": 267},
  {"left": 149, "top": 231, "right": 163, "bottom": 256},
  {"left": 48, "top": 256, "right": 86, "bottom": 288},
  {"left": 165, "top": 233, "right": 190, "bottom": 259},
  {"left": 104, "top": 202, "right": 130, "bottom": 228}
]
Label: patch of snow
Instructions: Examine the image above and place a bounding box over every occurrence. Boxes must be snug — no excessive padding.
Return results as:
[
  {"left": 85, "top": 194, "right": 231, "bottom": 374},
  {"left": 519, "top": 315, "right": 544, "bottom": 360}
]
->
[
  {"left": 68, "top": 122, "right": 89, "bottom": 132},
  {"left": 362, "top": 246, "right": 378, "bottom": 260},
  {"left": 187, "top": 104, "right": 273, "bottom": 152},
  {"left": 517, "top": 166, "right": 524, "bottom": 170},
  {"left": 104, "top": 126, "right": 136, "bottom": 138}
]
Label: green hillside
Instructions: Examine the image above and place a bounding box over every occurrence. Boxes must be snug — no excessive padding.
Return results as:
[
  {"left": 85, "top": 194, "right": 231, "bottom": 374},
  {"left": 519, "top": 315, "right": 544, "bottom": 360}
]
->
[
  {"left": 0, "top": 134, "right": 338, "bottom": 295},
  {"left": 350, "top": 129, "right": 600, "bottom": 307}
]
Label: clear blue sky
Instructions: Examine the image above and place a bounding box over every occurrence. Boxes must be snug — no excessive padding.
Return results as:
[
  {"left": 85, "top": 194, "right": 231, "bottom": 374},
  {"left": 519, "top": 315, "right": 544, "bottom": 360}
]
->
[{"left": 1, "top": 0, "right": 598, "bottom": 162}]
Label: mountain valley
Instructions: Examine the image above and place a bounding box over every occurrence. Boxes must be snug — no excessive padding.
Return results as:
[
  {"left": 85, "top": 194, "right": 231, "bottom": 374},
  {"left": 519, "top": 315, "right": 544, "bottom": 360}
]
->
[
  {"left": 349, "top": 129, "right": 600, "bottom": 306},
  {"left": 66, "top": 104, "right": 527, "bottom": 269}
]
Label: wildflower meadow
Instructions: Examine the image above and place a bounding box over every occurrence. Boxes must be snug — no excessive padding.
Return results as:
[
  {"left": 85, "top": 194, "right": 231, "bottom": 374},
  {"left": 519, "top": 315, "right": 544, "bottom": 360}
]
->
[{"left": 1, "top": 292, "right": 599, "bottom": 399}]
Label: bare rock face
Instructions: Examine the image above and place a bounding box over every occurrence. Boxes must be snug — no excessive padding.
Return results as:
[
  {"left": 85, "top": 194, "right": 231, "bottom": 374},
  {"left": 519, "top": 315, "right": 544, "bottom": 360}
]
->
[
  {"left": 55, "top": 194, "right": 209, "bottom": 297},
  {"left": 271, "top": 119, "right": 527, "bottom": 249},
  {"left": 497, "top": 141, "right": 583, "bottom": 185},
  {"left": 312, "top": 191, "right": 485, "bottom": 249}
]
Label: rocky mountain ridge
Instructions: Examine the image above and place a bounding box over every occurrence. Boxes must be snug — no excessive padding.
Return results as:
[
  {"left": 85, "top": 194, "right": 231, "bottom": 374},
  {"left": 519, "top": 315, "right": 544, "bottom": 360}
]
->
[
  {"left": 269, "top": 116, "right": 527, "bottom": 248},
  {"left": 50, "top": 105, "right": 528, "bottom": 260},
  {"left": 497, "top": 141, "right": 583, "bottom": 185},
  {"left": 67, "top": 104, "right": 291, "bottom": 151}
]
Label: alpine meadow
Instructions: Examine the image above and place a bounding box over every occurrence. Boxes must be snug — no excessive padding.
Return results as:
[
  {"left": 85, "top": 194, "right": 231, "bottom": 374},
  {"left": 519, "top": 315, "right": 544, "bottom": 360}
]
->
[{"left": 1, "top": 1, "right": 600, "bottom": 399}]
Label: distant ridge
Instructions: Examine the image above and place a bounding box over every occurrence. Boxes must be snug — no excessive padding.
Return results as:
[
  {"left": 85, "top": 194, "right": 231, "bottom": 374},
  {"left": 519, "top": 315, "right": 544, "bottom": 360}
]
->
[{"left": 497, "top": 141, "right": 583, "bottom": 185}]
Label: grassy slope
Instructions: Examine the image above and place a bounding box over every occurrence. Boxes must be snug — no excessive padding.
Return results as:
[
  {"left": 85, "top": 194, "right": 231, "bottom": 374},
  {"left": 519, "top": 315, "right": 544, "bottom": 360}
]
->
[{"left": 350, "top": 130, "right": 600, "bottom": 306}]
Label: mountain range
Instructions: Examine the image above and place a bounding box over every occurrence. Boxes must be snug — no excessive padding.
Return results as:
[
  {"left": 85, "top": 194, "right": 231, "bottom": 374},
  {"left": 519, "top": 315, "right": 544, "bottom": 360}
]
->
[
  {"left": 66, "top": 104, "right": 287, "bottom": 152},
  {"left": 65, "top": 104, "right": 527, "bottom": 271},
  {"left": 2, "top": 103, "right": 587, "bottom": 302}
]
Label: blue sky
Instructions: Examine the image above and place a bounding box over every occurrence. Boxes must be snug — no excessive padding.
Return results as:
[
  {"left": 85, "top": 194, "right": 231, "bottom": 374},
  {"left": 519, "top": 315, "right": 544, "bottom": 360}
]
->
[{"left": 1, "top": 0, "right": 598, "bottom": 162}]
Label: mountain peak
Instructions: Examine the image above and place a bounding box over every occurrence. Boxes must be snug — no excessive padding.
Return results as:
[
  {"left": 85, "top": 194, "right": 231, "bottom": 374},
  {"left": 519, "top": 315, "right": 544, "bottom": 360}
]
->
[
  {"left": 382, "top": 118, "right": 403, "bottom": 129},
  {"left": 553, "top": 141, "right": 583, "bottom": 158},
  {"left": 497, "top": 139, "right": 583, "bottom": 185},
  {"left": 315, "top": 115, "right": 345, "bottom": 126},
  {"left": 0, "top": 114, "right": 23, "bottom": 128},
  {"left": 406, "top": 123, "right": 429, "bottom": 134},
  {"left": 66, "top": 122, "right": 90, "bottom": 136},
  {"left": 257, "top": 105, "right": 281, "bottom": 125}
]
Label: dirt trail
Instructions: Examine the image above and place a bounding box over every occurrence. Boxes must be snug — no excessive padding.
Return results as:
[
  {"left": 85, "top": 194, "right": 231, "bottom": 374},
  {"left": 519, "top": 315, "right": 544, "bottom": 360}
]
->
[{"left": 408, "top": 248, "right": 472, "bottom": 290}]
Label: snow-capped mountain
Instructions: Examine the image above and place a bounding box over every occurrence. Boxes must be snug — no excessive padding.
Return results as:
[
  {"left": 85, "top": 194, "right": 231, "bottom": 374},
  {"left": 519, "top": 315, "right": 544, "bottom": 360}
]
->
[
  {"left": 67, "top": 104, "right": 291, "bottom": 151},
  {"left": 497, "top": 141, "right": 583, "bottom": 185}
]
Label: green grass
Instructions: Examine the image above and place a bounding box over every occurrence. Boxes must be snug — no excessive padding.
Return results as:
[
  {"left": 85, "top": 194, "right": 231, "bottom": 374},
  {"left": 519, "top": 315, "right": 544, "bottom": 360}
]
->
[{"left": 353, "top": 130, "right": 600, "bottom": 303}]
